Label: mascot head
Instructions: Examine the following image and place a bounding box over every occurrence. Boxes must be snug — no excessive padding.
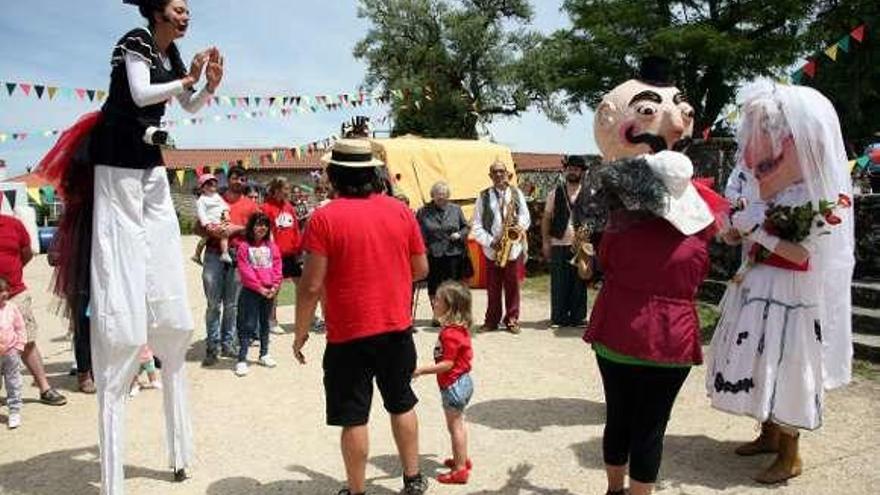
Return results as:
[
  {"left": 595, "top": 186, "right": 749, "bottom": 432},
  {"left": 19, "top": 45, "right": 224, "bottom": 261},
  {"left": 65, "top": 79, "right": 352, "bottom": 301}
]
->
[{"left": 594, "top": 57, "right": 695, "bottom": 161}]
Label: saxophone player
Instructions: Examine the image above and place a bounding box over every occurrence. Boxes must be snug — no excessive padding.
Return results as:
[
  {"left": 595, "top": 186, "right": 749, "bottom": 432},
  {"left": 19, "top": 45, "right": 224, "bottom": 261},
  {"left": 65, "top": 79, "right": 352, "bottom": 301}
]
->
[{"left": 472, "top": 160, "right": 531, "bottom": 334}]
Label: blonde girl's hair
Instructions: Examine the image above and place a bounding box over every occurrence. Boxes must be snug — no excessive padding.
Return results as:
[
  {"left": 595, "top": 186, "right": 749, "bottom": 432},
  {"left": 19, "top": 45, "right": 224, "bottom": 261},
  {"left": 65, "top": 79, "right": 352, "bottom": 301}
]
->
[
  {"left": 435, "top": 280, "right": 473, "bottom": 329},
  {"left": 267, "top": 176, "right": 290, "bottom": 195}
]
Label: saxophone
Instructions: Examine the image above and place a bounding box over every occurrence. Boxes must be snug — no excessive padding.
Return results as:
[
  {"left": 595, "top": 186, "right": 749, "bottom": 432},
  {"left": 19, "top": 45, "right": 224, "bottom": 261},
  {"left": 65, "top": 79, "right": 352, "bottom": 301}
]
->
[
  {"left": 495, "top": 193, "right": 522, "bottom": 268},
  {"left": 569, "top": 225, "right": 595, "bottom": 280}
]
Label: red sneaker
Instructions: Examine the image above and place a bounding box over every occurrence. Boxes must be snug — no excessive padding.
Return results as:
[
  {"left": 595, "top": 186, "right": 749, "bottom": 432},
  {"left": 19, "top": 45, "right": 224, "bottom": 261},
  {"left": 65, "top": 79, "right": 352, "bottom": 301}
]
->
[
  {"left": 442, "top": 458, "right": 473, "bottom": 470},
  {"left": 437, "top": 468, "right": 469, "bottom": 484}
]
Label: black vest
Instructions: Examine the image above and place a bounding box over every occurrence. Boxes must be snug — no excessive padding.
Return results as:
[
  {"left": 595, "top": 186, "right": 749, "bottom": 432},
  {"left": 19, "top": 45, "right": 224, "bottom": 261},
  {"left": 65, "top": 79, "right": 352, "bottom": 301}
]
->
[
  {"left": 480, "top": 186, "right": 520, "bottom": 233},
  {"left": 550, "top": 184, "right": 587, "bottom": 239}
]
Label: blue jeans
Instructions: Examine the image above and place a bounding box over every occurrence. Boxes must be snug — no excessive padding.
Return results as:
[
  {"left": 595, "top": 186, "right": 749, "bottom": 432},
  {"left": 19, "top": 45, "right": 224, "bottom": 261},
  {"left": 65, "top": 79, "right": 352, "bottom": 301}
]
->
[
  {"left": 440, "top": 373, "right": 473, "bottom": 411},
  {"left": 237, "top": 288, "right": 271, "bottom": 361},
  {"left": 202, "top": 250, "right": 241, "bottom": 354}
]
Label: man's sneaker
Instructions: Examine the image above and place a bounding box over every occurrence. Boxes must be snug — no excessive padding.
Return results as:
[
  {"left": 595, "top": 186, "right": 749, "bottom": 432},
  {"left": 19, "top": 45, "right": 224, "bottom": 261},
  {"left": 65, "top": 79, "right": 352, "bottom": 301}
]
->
[
  {"left": 129, "top": 383, "right": 142, "bottom": 398},
  {"left": 202, "top": 352, "right": 219, "bottom": 367},
  {"left": 401, "top": 473, "right": 428, "bottom": 495},
  {"left": 7, "top": 413, "right": 21, "bottom": 429},
  {"left": 258, "top": 355, "right": 277, "bottom": 368},
  {"left": 149, "top": 380, "right": 163, "bottom": 390},
  {"left": 311, "top": 319, "right": 326, "bottom": 333},
  {"left": 190, "top": 254, "right": 203, "bottom": 266},
  {"left": 270, "top": 324, "right": 285, "bottom": 335},
  {"left": 234, "top": 362, "right": 249, "bottom": 377},
  {"left": 220, "top": 347, "right": 238, "bottom": 359},
  {"left": 220, "top": 252, "right": 234, "bottom": 264},
  {"left": 40, "top": 388, "right": 67, "bottom": 406}
]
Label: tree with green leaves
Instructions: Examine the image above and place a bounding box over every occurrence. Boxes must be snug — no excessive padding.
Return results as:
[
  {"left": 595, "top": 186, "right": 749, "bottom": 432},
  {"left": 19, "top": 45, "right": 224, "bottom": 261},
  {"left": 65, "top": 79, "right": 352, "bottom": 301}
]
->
[
  {"left": 544, "top": 0, "right": 818, "bottom": 134},
  {"left": 802, "top": 1, "right": 879, "bottom": 154},
  {"left": 354, "top": 0, "right": 562, "bottom": 139}
]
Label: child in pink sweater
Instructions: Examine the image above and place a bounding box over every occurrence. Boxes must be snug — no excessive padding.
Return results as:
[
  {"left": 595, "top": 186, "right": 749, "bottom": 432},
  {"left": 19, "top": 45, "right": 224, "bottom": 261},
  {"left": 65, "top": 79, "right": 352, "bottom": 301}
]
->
[
  {"left": 0, "top": 277, "right": 26, "bottom": 429},
  {"left": 234, "top": 212, "right": 282, "bottom": 377}
]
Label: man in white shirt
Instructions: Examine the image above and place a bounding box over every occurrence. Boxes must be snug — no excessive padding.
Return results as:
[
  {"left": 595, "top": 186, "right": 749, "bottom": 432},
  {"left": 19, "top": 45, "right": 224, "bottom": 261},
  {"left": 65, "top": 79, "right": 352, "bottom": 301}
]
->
[{"left": 472, "top": 160, "right": 531, "bottom": 333}]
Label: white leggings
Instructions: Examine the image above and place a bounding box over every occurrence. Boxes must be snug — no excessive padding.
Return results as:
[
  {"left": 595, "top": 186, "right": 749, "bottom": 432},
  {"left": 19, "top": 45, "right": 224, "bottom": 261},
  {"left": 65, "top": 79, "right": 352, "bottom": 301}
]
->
[{"left": 90, "top": 165, "right": 194, "bottom": 495}]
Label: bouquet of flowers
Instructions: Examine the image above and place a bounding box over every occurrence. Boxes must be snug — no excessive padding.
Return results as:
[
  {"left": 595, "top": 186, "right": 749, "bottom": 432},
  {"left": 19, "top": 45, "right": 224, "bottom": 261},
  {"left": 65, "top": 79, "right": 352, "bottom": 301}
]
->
[{"left": 752, "top": 193, "right": 852, "bottom": 262}]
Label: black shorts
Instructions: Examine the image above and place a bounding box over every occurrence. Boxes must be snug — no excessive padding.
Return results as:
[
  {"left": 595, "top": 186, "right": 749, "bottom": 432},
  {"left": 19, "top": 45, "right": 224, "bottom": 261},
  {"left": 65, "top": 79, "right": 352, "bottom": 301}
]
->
[
  {"left": 281, "top": 255, "right": 303, "bottom": 279},
  {"left": 323, "top": 329, "right": 418, "bottom": 426}
]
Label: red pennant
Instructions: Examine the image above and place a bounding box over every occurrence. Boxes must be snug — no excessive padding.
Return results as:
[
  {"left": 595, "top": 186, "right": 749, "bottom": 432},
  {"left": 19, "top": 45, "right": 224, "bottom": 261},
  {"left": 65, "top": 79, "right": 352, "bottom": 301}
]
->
[
  {"left": 19, "top": 83, "right": 32, "bottom": 96},
  {"left": 803, "top": 59, "right": 817, "bottom": 78},
  {"left": 851, "top": 24, "right": 865, "bottom": 43},
  {"left": 702, "top": 128, "right": 711, "bottom": 141}
]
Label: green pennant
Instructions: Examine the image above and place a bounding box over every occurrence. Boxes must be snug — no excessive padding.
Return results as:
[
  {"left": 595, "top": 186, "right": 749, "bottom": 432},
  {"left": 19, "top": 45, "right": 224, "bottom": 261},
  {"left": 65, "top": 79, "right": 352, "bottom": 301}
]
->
[
  {"left": 41, "top": 186, "right": 56, "bottom": 204},
  {"left": 5, "top": 82, "right": 16, "bottom": 96},
  {"left": 790, "top": 69, "right": 803, "bottom": 84},
  {"left": 838, "top": 36, "right": 850, "bottom": 53},
  {"left": 857, "top": 156, "right": 870, "bottom": 169}
]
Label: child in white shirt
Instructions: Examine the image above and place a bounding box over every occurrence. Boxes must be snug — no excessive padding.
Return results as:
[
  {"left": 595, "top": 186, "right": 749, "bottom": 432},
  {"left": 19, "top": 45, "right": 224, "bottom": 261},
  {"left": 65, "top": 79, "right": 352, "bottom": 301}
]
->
[{"left": 193, "top": 173, "right": 232, "bottom": 264}]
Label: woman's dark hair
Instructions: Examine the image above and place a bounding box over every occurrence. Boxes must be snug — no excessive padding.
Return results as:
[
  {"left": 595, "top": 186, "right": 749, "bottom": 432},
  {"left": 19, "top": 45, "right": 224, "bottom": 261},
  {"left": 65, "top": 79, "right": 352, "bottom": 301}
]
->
[
  {"left": 326, "top": 164, "right": 386, "bottom": 198},
  {"left": 245, "top": 212, "right": 272, "bottom": 244},
  {"left": 125, "top": 0, "right": 173, "bottom": 28}
]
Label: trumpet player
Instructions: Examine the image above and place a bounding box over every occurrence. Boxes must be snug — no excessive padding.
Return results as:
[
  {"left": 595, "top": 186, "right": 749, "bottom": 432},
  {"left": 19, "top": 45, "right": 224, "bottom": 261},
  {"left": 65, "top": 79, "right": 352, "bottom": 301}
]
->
[
  {"left": 472, "top": 160, "right": 530, "bottom": 334},
  {"left": 540, "top": 155, "right": 590, "bottom": 328}
]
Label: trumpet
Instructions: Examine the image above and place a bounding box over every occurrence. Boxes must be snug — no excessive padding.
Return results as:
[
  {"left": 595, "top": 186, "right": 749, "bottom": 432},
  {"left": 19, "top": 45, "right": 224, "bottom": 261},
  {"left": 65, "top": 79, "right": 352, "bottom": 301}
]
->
[{"left": 569, "top": 226, "right": 594, "bottom": 280}]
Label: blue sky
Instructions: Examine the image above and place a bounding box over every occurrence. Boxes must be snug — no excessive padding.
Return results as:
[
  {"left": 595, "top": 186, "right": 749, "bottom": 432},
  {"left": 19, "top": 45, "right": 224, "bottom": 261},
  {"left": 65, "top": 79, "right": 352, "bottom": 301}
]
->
[{"left": 0, "top": 0, "right": 596, "bottom": 176}]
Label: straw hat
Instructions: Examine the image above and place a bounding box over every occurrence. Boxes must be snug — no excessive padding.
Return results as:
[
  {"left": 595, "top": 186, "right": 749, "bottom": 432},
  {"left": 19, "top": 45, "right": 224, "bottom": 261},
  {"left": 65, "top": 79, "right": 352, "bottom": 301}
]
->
[
  {"left": 643, "top": 151, "right": 714, "bottom": 235},
  {"left": 321, "top": 139, "right": 384, "bottom": 168}
]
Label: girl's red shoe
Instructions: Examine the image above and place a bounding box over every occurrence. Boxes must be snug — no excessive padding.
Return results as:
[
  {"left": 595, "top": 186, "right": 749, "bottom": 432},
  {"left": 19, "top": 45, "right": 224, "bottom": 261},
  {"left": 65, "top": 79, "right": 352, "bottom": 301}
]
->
[
  {"left": 442, "top": 458, "right": 473, "bottom": 470},
  {"left": 437, "top": 468, "right": 469, "bottom": 484}
]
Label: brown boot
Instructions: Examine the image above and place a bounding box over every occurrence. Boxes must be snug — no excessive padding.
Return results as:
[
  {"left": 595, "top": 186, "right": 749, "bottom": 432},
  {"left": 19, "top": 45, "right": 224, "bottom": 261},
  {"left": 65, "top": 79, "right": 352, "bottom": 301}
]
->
[
  {"left": 735, "top": 421, "right": 780, "bottom": 456},
  {"left": 755, "top": 431, "right": 803, "bottom": 484},
  {"left": 78, "top": 372, "right": 96, "bottom": 394}
]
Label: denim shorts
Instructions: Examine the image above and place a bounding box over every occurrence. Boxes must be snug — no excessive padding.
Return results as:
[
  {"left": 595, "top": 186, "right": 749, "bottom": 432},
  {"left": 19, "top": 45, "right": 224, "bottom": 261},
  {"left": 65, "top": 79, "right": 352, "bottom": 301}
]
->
[{"left": 440, "top": 373, "right": 473, "bottom": 411}]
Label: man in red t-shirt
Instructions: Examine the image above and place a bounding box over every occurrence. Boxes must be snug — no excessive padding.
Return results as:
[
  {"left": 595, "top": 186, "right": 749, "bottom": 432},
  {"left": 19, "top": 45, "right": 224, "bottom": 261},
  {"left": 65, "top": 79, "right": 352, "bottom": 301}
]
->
[
  {"left": 293, "top": 139, "right": 429, "bottom": 495},
  {"left": 0, "top": 213, "right": 67, "bottom": 406},
  {"left": 200, "top": 165, "right": 259, "bottom": 366}
]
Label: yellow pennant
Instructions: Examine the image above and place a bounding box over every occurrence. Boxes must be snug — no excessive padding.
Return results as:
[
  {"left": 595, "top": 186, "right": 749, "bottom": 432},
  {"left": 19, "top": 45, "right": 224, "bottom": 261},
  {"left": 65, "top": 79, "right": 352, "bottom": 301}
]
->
[
  {"left": 27, "top": 187, "right": 42, "bottom": 205},
  {"left": 175, "top": 169, "right": 185, "bottom": 186},
  {"left": 825, "top": 45, "right": 839, "bottom": 61}
]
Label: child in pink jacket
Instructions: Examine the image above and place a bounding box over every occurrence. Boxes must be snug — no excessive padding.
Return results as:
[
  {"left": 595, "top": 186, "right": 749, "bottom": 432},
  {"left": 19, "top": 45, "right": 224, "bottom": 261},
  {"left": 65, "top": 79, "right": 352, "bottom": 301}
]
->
[
  {"left": 0, "top": 277, "right": 26, "bottom": 429},
  {"left": 234, "top": 212, "right": 282, "bottom": 377}
]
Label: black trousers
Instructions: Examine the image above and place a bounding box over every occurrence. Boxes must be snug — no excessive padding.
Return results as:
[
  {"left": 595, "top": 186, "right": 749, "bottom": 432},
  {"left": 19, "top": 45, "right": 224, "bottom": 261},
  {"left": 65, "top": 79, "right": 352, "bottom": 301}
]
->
[
  {"left": 74, "top": 310, "right": 92, "bottom": 374},
  {"left": 550, "top": 246, "right": 588, "bottom": 325},
  {"left": 426, "top": 254, "right": 465, "bottom": 298},
  {"left": 596, "top": 355, "right": 690, "bottom": 483}
]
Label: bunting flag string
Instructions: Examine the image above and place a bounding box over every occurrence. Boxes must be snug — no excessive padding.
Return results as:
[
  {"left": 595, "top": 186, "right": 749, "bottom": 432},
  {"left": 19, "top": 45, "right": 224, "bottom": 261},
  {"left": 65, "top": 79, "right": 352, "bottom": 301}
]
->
[{"left": 790, "top": 23, "right": 869, "bottom": 81}]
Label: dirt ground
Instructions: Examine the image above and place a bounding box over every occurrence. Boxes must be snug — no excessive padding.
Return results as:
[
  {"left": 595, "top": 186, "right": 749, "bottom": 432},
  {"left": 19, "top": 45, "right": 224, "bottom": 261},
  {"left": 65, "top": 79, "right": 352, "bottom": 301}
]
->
[{"left": 1, "top": 236, "right": 878, "bottom": 495}]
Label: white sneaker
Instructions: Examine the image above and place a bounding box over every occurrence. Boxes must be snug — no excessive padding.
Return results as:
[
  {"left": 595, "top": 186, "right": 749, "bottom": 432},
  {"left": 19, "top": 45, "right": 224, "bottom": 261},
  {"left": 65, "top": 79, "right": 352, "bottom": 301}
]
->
[
  {"left": 129, "top": 383, "right": 141, "bottom": 398},
  {"left": 7, "top": 413, "right": 21, "bottom": 429},
  {"left": 270, "top": 325, "right": 285, "bottom": 335},
  {"left": 220, "top": 252, "right": 234, "bottom": 264},
  {"left": 234, "top": 362, "right": 249, "bottom": 377},
  {"left": 259, "top": 355, "right": 277, "bottom": 368},
  {"left": 150, "top": 380, "right": 163, "bottom": 390}
]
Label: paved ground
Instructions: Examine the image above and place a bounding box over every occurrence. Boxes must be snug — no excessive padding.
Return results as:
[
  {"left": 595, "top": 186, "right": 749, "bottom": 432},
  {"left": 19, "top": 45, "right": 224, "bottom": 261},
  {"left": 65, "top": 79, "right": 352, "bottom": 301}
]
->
[{"left": 1, "top": 236, "right": 878, "bottom": 495}]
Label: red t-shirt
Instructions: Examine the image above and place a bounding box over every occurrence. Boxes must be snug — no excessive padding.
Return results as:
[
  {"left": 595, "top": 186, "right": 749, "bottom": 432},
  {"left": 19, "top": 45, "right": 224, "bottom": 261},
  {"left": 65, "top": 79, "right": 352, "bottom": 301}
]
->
[
  {"left": 218, "top": 193, "right": 259, "bottom": 249},
  {"left": 302, "top": 194, "right": 426, "bottom": 344},
  {"left": 261, "top": 199, "right": 301, "bottom": 257},
  {"left": 434, "top": 324, "right": 473, "bottom": 389},
  {"left": 0, "top": 214, "right": 30, "bottom": 297}
]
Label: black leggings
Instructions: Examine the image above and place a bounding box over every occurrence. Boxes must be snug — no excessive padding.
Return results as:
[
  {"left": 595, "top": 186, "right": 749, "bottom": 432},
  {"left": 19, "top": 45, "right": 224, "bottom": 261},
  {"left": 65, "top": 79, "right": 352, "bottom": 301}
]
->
[{"left": 596, "top": 355, "right": 690, "bottom": 483}]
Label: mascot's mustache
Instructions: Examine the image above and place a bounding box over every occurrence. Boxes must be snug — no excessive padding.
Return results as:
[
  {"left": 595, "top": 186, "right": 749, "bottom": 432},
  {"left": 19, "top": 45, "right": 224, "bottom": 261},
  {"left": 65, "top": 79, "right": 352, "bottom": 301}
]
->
[{"left": 625, "top": 127, "right": 693, "bottom": 154}]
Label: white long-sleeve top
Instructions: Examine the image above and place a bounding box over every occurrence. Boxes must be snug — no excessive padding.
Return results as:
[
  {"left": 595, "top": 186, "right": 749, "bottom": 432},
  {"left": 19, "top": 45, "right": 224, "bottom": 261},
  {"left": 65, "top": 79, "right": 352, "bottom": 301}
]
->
[
  {"left": 471, "top": 186, "right": 531, "bottom": 261},
  {"left": 125, "top": 51, "right": 211, "bottom": 113},
  {"left": 196, "top": 193, "right": 230, "bottom": 226}
]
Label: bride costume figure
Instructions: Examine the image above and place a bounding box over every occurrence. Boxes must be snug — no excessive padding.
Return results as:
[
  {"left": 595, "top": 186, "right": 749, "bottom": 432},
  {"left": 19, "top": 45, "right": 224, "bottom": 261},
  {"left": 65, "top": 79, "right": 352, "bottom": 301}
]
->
[{"left": 707, "top": 81, "right": 855, "bottom": 483}]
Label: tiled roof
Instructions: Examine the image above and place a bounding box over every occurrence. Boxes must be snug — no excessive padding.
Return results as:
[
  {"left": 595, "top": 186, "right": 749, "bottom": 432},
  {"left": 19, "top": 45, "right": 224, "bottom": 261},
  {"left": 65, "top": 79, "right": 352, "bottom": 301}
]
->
[
  {"left": 162, "top": 148, "right": 323, "bottom": 171},
  {"left": 512, "top": 152, "right": 566, "bottom": 172}
]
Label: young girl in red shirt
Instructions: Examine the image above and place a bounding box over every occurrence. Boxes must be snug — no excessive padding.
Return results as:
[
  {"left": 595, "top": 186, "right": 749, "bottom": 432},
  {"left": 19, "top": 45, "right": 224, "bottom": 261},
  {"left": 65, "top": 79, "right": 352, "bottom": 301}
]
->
[{"left": 414, "top": 281, "right": 474, "bottom": 484}]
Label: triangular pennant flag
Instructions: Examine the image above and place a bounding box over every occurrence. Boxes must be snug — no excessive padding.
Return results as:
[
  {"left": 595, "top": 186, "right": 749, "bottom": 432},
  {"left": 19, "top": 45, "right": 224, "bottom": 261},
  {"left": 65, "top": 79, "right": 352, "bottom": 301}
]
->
[
  {"left": 851, "top": 24, "right": 865, "bottom": 43},
  {"left": 96, "top": 90, "right": 107, "bottom": 102},
  {"left": 825, "top": 44, "right": 839, "bottom": 61},
  {"left": 27, "top": 187, "right": 41, "bottom": 205},
  {"left": 221, "top": 163, "right": 229, "bottom": 175},
  {"left": 5, "top": 82, "right": 16, "bottom": 96},
  {"left": 41, "top": 186, "right": 55, "bottom": 204},
  {"left": 702, "top": 128, "right": 711, "bottom": 141},
  {"left": 47, "top": 86, "right": 58, "bottom": 99},
  {"left": 838, "top": 36, "right": 851, "bottom": 52},
  {"left": 75, "top": 88, "right": 86, "bottom": 100},
  {"left": 3, "top": 190, "right": 16, "bottom": 210},
  {"left": 175, "top": 169, "right": 185, "bottom": 186},
  {"left": 856, "top": 156, "right": 870, "bottom": 169},
  {"left": 243, "top": 97, "right": 250, "bottom": 106},
  {"left": 19, "top": 84, "right": 32, "bottom": 96},
  {"left": 803, "top": 60, "right": 816, "bottom": 78},
  {"left": 0, "top": 134, "right": 7, "bottom": 143},
  {"left": 86, "top": 89, "right": 96, "bottom": 101},
  {"left": 254, "top": 97, "right": 261, "bottom": 106},
  {"left": 34, "top": 85, "right": 45, "bottom": 99},
  {"left": 790, "top": 69, "right": 803, "bottom": 84}
]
